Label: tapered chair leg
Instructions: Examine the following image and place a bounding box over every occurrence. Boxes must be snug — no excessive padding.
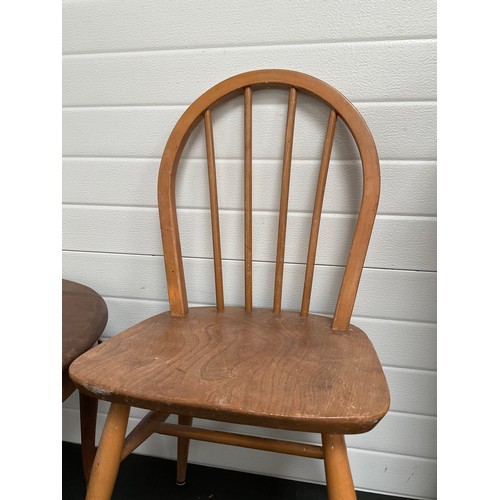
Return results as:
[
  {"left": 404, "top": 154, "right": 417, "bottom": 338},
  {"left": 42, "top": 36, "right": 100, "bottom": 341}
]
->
[
  {"left": 322, "top": 434, "right": 356, "bottom": 500},
  {"left": 176, "top": 415, "right": 194, "bottom": 485},
  {"left": 86, "top": 403, "right": 130, "bottom": 500},
  {"left": 79, "top": 392, "right": 98, "bottom": 483}
]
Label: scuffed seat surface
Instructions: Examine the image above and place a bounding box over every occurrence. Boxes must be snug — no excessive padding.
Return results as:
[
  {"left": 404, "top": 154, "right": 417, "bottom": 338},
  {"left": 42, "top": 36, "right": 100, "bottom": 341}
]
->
[{"left": 70, "top": 307, "right": 389, "bottom": 434}]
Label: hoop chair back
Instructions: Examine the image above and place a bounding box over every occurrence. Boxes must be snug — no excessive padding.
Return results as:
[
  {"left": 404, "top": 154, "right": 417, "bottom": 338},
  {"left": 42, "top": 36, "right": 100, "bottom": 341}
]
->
[{"left": 158, "top": 69, "right": 380, "bottom": 331}]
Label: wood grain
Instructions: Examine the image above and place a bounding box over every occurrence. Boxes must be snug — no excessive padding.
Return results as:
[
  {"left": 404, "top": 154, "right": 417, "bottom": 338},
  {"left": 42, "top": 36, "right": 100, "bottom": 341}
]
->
[{"left": 70, "top": 307, "right": 389, "bottom": 434}]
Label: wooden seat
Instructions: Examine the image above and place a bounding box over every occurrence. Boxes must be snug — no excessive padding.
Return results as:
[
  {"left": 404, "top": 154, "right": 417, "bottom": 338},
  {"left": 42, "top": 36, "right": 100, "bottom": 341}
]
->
[
  {"left": 69, "top": 69, "right": 390, "bottom": 499},
  {"left": 71, "top": 307, "right": 388, "bottom": 434}
]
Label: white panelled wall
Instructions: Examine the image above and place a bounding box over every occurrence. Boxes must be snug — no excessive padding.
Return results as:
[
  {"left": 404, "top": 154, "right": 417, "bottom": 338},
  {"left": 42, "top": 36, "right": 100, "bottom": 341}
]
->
[{"left": 62, "top": 1, "right": 436, "bottom": 498}]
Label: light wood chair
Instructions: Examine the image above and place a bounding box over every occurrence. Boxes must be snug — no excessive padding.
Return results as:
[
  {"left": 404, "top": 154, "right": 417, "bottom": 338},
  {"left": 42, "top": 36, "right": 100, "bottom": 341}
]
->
[{"left": 69, "top": 69, "right": 390, "bottom": 499}]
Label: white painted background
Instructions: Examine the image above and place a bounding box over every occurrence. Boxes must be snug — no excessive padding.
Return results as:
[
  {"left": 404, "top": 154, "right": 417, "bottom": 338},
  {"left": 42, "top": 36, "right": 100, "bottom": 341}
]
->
[{"left": 62, "top": 1, "right": 436, "bottom": 498}]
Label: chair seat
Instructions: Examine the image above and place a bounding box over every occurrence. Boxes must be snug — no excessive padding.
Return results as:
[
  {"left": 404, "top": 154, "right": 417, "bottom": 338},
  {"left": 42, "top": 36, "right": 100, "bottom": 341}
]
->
[{"left": 70, "top": 307, "right": 390, "bottom": 434}]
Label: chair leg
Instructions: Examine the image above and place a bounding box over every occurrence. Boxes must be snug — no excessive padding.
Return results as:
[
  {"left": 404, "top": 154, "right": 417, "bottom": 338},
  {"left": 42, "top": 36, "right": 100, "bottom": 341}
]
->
[
  {"left": 86, "top": 403, "right": 130, "bottom": 500},
  {"left": 79, "top": 392, "right": 98, "bottom": 483},
  {"left": 322, "top": 434, "right": 356, "bottom": 500},
  {"left": 176, "top": 415, "right": 193, "bottom": 485}
]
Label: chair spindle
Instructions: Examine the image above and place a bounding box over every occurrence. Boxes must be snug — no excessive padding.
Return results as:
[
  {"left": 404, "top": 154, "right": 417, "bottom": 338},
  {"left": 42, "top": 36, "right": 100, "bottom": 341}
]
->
[
  {"left": 244, "top": 87, "right": 253, "bottom": 312},
  {"left": 301, "top": 109, "right": 338, "bottom": 317},
  {"left": 273, "top": 87, "right": 298, "bottom": 313},
  {"left": 204, "top": 109, "right": 224, "bottom": 311}
]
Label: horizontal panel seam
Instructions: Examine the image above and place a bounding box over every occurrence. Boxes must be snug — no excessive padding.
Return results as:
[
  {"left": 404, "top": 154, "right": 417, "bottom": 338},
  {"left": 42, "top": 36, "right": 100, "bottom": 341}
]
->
[
  {"left": 99, "top": 293, "right": 437, "bottom": 324},
  {"left": 64, "top": 294, "right": 436, "bottom": 323},
  {"left": 62, "top": 204, "right": 438, "bottom": 218},
  {"left": 62, "top": 203, "right": 437, "bottom": 220},
  {"left": 62, "top": 100, "right": 437, "bottom": 110},
  {"left": 62, "top": 36, "right": 437, "bottom": 57},
  {"left": 61, "top": 155, "right": 439, "bottom": 162},
  {"left": 62, "top": 249, "right": 437, "bottom": 272},
  {"left": 99, "top": 295, "right": 438, "bottom": 328},
  {"left": 102, "top": 302, "right": 436, "bottom": 325},
  {"left": 61, "top": 157, "right": 437, "bottom": 165},
  {"left": 383, "top": 365, "right": 436, "bottom": 375}
]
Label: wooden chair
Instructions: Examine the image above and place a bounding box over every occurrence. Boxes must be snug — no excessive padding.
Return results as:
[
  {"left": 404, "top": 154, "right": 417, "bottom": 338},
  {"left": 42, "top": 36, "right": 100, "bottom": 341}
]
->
[
  {"left": 62, "top": 279, "right": 108, "bottom": 483},
  {"left": 69, "top": 69, "right": 390, "bottom": 499}
]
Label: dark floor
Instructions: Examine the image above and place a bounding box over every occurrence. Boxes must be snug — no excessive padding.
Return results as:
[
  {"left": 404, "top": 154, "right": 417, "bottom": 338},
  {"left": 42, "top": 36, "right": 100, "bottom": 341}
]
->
[{"left": 63, "top": 442, "right": 407, "bottom": 500}]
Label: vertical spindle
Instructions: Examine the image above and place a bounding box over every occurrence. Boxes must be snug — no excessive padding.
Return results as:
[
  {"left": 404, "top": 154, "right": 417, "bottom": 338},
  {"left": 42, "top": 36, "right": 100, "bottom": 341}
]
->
[
  {"left": 204, "top": 109, "right": 224, "bottom": 311},
  {"left": 244, "top": 87, "right": 253, "bottom": 311},
  {"left": 273, "top": 87, "right": 298, "bottom": 313},
  {"left": 301, "top": 109, "right": 337, "bottom": 317}
]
